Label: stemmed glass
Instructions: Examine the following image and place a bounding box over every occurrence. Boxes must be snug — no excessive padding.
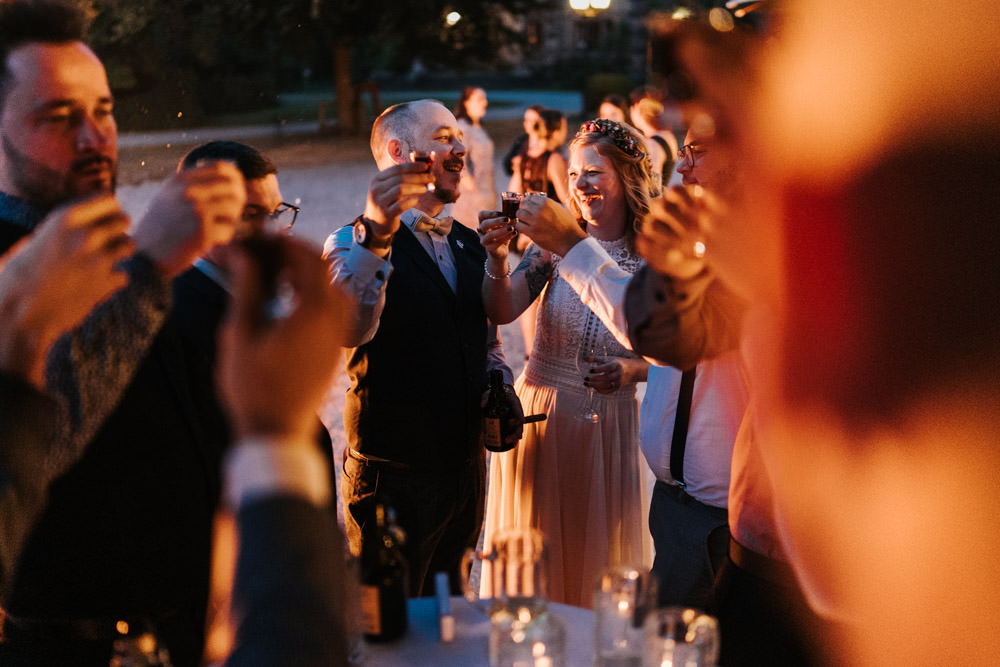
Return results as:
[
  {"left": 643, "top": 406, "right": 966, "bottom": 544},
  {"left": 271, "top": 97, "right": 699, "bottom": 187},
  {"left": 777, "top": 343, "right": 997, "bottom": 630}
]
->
[{"left": 576, "top": 312, "right": 602, "bottom": 423}]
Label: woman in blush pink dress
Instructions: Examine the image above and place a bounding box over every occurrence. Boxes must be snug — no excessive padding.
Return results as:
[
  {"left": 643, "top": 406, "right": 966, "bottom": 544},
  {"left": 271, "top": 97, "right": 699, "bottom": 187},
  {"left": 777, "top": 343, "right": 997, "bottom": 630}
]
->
[{"left": 479, "top": 120, "right": 656, "bottom": 607}]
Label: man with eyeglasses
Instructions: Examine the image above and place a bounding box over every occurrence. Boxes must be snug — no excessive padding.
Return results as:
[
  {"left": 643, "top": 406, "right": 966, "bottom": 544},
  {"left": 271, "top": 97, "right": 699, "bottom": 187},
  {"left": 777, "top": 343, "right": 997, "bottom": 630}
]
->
[
  {"left": 623, "top": 39, "right": 831, "bottom": 667},
  {"left": 179, "top": 141, "right": 299, "bottom": 239}
]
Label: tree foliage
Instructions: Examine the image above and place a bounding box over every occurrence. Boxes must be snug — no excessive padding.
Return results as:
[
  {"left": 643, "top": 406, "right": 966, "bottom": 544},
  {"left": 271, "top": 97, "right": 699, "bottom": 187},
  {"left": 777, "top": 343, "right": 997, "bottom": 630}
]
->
[{"left": 83, "top": 0, "right": 558, "bottom": 129}]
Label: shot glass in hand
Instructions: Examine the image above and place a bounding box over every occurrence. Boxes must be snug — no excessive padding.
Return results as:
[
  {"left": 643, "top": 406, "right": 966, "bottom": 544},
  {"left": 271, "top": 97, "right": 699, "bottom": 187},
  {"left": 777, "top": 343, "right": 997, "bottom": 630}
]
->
[
  {"left": 501, "top": 191, "right": 523, "bottom": 223},
  {"left": 409, "top": 150, "right": 436, "bottom": 192}
]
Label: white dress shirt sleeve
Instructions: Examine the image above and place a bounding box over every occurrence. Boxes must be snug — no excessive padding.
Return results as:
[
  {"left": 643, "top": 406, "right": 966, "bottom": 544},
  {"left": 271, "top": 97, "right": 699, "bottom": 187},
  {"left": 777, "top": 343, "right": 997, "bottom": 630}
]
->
[
  {"left": 557, "top": 237, "right": 637, "bottom": 352},
  {"left": 323, "top": 224, "right": 394, "bottom": 346},
  {"left": 485, "top": 322, "right": 515, "bottom": 386},
  {"left": 224, "top": 437, "right": 331, "bottom": 511}
]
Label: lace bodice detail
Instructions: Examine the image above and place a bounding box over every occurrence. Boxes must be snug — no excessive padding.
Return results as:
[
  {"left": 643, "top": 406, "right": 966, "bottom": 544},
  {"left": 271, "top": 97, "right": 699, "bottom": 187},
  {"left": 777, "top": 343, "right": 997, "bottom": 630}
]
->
[{"left": 527, "top": 235, "right": 644, "bottom": 391}]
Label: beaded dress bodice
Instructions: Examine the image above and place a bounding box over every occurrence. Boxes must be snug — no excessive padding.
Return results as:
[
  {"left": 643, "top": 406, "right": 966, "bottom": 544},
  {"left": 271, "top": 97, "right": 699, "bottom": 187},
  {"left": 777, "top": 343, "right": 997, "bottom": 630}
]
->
[{"left": 524, "top": 235, "right": 644, "bottom": 394}]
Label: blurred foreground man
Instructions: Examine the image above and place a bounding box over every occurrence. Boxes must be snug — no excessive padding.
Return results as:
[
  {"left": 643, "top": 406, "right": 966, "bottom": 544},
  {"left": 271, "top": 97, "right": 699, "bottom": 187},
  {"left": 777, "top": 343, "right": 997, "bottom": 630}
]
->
[
  {"left": 730, "top": 1, "right": 1000, "bottom": 664},
  {"left": 0, "top": 2, "right": 245, "bottom": 665},
  {"left": 638, "top": 2, "right": 1000, "bottom": 664},
  {"left": 325, "top": 99, "right": 521, "bottom": 596}
]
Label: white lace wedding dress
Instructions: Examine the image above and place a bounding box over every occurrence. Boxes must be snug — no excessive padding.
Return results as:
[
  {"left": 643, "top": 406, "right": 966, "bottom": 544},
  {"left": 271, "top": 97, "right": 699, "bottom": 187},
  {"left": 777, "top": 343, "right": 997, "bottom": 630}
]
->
[{"left": 482, "top": 236, "right": 645, "bottom": 608}]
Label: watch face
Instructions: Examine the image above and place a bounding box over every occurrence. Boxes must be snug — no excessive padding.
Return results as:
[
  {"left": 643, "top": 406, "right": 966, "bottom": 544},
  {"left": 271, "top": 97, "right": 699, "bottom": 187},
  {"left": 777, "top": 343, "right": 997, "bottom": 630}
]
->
[{"left": 354, "top": 220, "right": 368, "bottom": 245}]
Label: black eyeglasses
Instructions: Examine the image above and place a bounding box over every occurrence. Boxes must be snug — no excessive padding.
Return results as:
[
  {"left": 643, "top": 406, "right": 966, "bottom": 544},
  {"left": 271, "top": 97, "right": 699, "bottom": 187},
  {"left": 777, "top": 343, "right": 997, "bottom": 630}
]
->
[
  {"left": 243, "top": 202, "right": 300, "bottom": 232},
  {"left": 678, "top": 143, "right": 708, "bottom": 165}
]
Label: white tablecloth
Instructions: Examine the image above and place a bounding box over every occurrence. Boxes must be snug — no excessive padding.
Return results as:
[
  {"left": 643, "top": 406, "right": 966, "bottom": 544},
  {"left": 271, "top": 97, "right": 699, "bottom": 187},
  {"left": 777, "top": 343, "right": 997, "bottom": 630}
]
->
[{"left": 362, "top": 596, "right": 593, "bottom": 666}]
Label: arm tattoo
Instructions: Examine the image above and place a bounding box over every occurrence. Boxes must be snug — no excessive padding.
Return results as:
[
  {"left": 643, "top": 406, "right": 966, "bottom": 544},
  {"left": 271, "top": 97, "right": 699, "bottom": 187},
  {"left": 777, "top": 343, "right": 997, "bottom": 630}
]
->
[{"left": 514, "top": 245, "right": 554, "bottom": 302}]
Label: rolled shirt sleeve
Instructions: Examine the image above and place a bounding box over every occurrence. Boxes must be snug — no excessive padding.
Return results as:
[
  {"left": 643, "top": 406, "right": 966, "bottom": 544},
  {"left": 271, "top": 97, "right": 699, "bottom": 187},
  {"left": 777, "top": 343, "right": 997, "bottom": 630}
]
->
[{"left": 323, "top": 225, "right": 393, "bottom": 347}]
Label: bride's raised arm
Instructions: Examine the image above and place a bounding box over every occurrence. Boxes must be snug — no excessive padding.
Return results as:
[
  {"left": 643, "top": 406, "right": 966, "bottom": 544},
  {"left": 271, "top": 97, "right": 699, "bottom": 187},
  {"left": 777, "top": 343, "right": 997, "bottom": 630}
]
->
[{"left": 479, "top": 209, "right": 553, "bottom": 325}]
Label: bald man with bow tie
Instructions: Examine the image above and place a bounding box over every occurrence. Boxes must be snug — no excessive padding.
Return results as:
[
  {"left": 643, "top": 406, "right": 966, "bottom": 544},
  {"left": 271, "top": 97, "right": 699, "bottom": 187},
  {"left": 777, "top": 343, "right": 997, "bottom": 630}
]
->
[{"left": 324, "top": 99, "right": 523, "bottom": 597}]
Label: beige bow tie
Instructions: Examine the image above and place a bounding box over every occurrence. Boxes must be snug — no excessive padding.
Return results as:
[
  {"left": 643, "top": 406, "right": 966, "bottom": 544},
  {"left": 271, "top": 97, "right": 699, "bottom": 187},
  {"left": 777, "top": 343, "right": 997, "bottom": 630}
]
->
[{"left": 414, "top": 214, "right": 454, "bottom": 237}]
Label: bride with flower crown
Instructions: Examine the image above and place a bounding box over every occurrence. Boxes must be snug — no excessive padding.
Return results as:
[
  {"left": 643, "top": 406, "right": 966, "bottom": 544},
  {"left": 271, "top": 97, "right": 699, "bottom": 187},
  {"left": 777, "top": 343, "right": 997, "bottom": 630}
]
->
[{"left": 478, "top": 119, "right": 655, "bottom": 607}]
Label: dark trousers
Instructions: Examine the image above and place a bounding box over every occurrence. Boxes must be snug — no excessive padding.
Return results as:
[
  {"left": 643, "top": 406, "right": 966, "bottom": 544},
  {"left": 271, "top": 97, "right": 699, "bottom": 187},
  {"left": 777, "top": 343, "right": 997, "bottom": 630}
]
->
[
  {"left": 649, "top": 480, "right": 730, "bottom": 608},
  {"left": 708, "top": 539, "right": 834, "bottom": 667},
  {"left": 341, "top": 449, "right": 486, "bottom": 597}
]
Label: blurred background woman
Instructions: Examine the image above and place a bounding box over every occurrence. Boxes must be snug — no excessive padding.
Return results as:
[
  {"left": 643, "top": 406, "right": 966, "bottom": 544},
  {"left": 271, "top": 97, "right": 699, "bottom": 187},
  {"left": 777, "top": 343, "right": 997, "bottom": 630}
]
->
[
  {"left": 508, "top": 108, "right": 570, "bottom": 205},
  {"left": 452, "top": 87, "right": 497, "bottom": 229},
  {"left": 502, "top": 104, "right": 545, "bottom": 178},
  {"left": 598, "top": 93, "right": 628, "bottom": 124},
  {"left": 479, "top": 119, "right": 655, "bottom": 607},
  {"left": 628, "top": 86, "right": 680, "bottom": 188},
  {"left": 508, "top": 107, "right": 570, "bottom": 359}
]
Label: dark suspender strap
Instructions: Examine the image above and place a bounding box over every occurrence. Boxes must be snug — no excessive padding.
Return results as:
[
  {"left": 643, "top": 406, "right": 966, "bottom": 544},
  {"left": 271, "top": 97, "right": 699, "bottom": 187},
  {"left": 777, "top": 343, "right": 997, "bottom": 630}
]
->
[
  {"left": 651, "top": 134, "right": 670, "bottom": 152},
  {"left": 650, "top": 135, "right": 673, "bottom": 186},
  {"left": 669, "top": 366, "right": 697, "bottom": 487}
]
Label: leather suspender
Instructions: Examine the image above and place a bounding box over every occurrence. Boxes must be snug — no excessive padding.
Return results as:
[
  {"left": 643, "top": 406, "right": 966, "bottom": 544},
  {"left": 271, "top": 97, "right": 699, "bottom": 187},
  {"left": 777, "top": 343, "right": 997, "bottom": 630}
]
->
[{"left": 669, "top": 366, "right": 697, "bottom": 487}]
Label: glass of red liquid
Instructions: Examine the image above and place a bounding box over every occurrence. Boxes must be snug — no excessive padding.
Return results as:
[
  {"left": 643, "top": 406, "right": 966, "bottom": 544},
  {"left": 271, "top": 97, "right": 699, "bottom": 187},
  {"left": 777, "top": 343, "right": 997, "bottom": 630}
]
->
[
  {"left": 501, "top": 191, "right": 522, "bottom": 222},
  {"left": 409, "top": 150, "right": 436, "bottom": 192}
]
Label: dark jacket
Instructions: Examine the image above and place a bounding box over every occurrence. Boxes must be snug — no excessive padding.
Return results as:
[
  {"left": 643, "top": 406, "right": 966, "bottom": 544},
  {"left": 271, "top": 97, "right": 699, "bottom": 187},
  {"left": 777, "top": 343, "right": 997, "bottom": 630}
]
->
[{"left": 344, "top": 222, "right": 488, "bottom": 466}]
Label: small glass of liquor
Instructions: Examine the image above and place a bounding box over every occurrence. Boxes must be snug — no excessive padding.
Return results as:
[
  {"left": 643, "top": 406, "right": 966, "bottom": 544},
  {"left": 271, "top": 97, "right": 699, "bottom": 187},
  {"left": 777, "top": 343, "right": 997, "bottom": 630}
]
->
[
  {"left": 500, "top": 191, "right": 523, "bottom": 223},
  {"left": 643, "top": 607, "right": 720, "bottom": 666},
  {"left": 409, "top": 150, "right": 436, "bottom": 192}
]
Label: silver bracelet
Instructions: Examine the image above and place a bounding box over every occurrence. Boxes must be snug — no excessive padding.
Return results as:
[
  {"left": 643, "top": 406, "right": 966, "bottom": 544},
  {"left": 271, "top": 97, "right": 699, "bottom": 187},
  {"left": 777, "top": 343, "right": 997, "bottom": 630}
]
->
[{"left": 484, "top": 259, "right": 512, "bottom": 280}]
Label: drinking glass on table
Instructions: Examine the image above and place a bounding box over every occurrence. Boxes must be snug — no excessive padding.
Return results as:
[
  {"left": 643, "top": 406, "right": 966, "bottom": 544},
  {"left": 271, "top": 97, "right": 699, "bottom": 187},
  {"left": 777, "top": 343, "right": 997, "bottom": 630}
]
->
[
  {"left": 461, "top": 528, "right": 567, "bottom": 667},
  {"left": 110, "top": 627, "right": 173, "bottom": 666},
  {"left": 644, "top": 607, "right": 720, "bottom": 667},
  {"left": 593, "top": 565, "right": 657, "bottom": 667}
]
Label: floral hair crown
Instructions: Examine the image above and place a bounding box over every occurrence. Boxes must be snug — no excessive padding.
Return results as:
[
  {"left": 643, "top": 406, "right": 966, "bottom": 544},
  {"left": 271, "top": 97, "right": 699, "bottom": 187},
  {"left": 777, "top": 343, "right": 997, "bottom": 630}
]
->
[{"left": 578, "top": 118, "right": 645, "bottom": 159}]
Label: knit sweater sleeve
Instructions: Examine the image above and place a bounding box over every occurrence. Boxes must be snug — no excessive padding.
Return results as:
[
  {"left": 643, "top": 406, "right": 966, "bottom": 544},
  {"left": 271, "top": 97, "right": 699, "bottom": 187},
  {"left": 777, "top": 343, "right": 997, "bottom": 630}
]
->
[{"left": 43, "top": 253, "right": 173, "bottom": 475}]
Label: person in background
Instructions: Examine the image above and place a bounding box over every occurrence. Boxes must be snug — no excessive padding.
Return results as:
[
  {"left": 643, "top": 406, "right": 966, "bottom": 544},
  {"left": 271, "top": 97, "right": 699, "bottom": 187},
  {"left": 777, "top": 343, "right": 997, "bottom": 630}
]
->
[
  {"left": 217, "top": 236, "right": 349, "bottom": 667},
  {"left": 324, "top": 99, "right": 523, "bottom": 598},
  {"left": 598, "top": 94, "right": 629, "bottom": 124},
  {"left": 509, "top": 108, "right": 570, "bottom": 205},
  {"left": 509, "top": 108, "right": 571, "bottom": 359},
  {"left": 629, "top": 86, "right": 679, "bottom": 188},
  {"left": 479, "top": 119, "right": 654, "bottom": 607},
  {"left": 452, "top": 87, "right": 497, "bottom": 230},
  {"left": 502, "top": 104, "right": 545, "bottom": 177}
]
